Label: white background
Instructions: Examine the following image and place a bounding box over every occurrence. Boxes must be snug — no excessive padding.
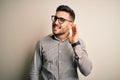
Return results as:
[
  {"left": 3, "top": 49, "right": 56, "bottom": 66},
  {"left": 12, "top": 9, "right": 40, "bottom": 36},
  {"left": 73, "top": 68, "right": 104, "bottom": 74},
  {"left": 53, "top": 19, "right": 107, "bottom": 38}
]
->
[{"left": 0, "top": 0, "right": 120, "bottom": 80}]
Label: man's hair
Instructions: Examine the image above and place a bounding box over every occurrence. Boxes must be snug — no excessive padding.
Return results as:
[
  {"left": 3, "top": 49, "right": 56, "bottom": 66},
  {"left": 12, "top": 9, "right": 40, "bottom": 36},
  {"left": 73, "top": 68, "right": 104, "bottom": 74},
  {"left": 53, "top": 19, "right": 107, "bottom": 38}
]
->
[{"left": 56, "top": 5, "right": 75, "bottom": 22}]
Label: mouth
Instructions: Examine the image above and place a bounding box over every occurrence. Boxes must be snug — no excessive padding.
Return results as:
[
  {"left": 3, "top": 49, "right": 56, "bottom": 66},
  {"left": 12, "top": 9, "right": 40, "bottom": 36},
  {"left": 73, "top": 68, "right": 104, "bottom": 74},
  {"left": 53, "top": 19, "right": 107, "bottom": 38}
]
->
[{"left": 52, "top": 24, "right": 61, "bottom": 31}]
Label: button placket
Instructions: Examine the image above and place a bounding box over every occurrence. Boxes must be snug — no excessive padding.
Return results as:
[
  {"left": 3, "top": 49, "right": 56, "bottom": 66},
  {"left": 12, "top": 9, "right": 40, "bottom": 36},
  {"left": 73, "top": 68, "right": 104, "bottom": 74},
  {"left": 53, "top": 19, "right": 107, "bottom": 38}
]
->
[{"left": 58, "top": 41, "right": 63, "bottom": 79}]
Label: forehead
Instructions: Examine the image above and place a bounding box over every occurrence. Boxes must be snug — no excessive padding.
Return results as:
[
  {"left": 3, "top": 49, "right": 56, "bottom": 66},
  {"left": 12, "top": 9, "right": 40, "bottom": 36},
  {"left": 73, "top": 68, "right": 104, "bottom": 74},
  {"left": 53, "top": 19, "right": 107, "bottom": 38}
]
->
[{"left": 55, "top": 11, "right": 70, "bottom": 19}]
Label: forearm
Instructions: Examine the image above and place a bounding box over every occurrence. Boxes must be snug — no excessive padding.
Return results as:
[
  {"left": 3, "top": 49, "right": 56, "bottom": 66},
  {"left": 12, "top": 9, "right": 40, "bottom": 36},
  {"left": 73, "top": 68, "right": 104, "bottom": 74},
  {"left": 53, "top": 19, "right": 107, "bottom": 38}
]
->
[{"left": 73, "top": 45, "right": 92, "bottom": 76}]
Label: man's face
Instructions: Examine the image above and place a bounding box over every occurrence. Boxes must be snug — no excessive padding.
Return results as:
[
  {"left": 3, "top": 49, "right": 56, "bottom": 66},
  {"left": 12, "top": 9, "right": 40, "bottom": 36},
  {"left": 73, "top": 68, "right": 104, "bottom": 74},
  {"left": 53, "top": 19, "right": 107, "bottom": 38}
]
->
[{"left": 52, "top": 11, "right": 72, "bottom": 36}]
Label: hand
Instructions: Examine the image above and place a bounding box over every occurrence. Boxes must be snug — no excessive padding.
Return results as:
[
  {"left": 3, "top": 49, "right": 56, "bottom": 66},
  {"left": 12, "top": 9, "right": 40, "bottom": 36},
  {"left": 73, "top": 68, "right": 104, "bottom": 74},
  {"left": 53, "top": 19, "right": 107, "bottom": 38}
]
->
[{"left": 68, "top": 24, "right": 79, "bottom": 44}]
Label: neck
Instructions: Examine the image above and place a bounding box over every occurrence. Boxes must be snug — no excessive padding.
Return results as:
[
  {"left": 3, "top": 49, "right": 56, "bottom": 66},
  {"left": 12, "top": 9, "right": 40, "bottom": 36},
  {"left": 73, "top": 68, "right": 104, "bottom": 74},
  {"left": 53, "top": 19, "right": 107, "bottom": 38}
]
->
[{"left": 55, "top": 32, "right": 69, "bottom": 41}]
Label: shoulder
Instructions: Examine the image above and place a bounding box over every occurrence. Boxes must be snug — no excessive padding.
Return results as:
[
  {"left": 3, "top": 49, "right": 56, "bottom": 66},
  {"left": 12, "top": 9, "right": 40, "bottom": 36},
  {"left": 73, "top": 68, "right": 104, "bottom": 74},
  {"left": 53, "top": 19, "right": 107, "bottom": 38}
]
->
[
  {"left": 40, "top": 34, "right": 53, "bottom": 42},
  {"left": 37, "top": 34, "right": 56, "bottom": 46}
]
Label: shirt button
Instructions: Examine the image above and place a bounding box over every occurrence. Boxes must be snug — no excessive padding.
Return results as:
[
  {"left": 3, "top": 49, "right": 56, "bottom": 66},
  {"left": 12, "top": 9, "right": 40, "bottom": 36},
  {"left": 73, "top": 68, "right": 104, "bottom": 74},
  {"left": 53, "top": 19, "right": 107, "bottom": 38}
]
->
[
  {"left": 59, "top": 61, "right": 62, "bottom": 64},
  {"left": 59, "top": 50, "right": 61, "bottom": 53}
]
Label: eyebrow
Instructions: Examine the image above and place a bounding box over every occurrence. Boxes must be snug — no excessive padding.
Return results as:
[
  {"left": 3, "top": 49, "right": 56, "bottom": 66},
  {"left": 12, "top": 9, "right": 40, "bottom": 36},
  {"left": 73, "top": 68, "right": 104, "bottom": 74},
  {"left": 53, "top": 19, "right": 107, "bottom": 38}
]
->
[{"left": 55, "top": 16, "right": 72, "bottom": 22}]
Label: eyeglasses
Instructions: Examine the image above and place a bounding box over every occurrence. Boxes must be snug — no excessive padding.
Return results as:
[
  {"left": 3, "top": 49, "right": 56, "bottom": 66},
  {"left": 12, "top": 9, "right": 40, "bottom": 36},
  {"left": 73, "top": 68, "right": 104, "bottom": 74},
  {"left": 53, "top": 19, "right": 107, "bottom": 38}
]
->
[{"left": 51, "top": 15, "right": 72, "bottom": 24}]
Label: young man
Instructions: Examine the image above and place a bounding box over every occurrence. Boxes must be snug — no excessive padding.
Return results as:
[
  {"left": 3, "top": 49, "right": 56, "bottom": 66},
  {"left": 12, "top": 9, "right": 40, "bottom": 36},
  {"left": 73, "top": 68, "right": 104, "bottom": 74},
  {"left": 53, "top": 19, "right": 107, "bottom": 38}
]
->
[{"left": 29, "top": 5, "right": 92, "bottom": 80}]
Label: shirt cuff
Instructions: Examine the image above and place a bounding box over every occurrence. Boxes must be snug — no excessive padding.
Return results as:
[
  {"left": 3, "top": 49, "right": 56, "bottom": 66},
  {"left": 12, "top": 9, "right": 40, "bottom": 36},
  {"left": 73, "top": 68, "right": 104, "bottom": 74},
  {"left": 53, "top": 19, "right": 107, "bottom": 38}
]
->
[{"left": 71, "top": 40, "right": 80, "bottom": 47}]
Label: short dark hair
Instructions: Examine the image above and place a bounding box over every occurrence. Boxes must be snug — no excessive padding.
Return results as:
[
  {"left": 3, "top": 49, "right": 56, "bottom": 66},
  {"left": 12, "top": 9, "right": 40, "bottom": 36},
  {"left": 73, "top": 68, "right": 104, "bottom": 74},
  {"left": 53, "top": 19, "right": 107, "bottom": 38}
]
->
[{"left": 56, "top": 5, "right": 75, "bottom": 22}]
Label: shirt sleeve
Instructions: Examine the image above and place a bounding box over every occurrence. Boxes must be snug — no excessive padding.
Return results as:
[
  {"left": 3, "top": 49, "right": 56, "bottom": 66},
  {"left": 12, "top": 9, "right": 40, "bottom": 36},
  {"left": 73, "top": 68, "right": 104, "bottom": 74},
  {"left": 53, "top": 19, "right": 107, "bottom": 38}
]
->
[
  {"left": 73, "top": 39, "right": 93, "bottom": 76},
  {"left": 29, "top": 41, "right": 42, "bottom": 80}
]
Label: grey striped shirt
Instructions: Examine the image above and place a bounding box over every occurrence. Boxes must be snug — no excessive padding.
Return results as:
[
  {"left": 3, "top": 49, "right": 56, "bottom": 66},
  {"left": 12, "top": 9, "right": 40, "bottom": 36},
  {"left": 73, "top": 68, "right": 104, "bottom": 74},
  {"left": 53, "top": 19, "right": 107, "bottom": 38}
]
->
[{"left": 29, "top": 34, "right": 92, "bottom": 80}]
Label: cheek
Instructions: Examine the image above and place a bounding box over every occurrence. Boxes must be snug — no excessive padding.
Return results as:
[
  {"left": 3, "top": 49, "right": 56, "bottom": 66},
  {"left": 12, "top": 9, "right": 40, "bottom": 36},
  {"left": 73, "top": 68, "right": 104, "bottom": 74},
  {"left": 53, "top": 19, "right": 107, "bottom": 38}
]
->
[
  {"left": 59, "top": 22, "right": 70, "bottom": 31},
  {"left": 63, "top": 23, "right": 70, "bottom": 28},
  {"left": 61, "top": 24, "right": 69, "bottom": 32}
]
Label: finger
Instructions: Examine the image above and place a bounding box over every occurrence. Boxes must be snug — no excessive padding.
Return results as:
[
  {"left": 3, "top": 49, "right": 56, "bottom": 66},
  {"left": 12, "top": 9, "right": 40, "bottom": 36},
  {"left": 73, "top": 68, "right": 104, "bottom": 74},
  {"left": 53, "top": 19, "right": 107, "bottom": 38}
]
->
[{"left": 72, "top": 24, "right": 77, "bottom": 34}]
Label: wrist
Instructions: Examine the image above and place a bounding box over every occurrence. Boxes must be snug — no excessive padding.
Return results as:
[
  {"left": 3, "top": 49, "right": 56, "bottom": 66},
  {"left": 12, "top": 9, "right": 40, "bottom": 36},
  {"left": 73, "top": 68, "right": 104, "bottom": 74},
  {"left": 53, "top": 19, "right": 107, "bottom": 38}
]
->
[
  {"left": 71, "top": 40, "right": 80, "bottom": 47},
  {"left": 70, "top": 39, "right": 78, "bottom": 44}
]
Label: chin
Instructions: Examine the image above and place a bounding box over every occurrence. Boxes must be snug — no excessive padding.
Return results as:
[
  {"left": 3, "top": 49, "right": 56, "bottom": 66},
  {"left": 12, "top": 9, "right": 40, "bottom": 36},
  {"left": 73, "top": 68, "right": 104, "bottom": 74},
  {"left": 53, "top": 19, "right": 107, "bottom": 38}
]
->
[
  {"left": 53, "top": 31, "right": 59, "bottom": 35},
  {"left": 52, "top": 32, "right": 58, "bottom": 35}
]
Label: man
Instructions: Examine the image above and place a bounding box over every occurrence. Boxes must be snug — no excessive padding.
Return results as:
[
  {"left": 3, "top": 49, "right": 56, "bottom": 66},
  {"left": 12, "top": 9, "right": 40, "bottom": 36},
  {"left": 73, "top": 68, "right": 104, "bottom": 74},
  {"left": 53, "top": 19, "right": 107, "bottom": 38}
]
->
[{"left": 29, "top": 5, "right": 92, "bottom": 80}]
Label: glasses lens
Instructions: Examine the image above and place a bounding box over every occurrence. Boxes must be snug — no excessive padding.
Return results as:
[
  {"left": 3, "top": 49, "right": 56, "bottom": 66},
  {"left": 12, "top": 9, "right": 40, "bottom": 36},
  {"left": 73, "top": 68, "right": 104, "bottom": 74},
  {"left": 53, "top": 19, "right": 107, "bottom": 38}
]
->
[
  {"left": 58, "top": 18, "right": 65, "bottom": 24},
  {"left": 51, "top": 16, "right": 57, "bottom": 21},
  {"left": 51, "top": 15, "right": 71, "bottom": 24}
]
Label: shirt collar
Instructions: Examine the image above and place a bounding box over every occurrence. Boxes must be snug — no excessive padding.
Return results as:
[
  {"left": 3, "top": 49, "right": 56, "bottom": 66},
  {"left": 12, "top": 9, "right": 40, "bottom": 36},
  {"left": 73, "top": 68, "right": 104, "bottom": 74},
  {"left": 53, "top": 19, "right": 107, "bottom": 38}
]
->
[{"left": 51, "top": 34, "right": 68, "bottom": 41}]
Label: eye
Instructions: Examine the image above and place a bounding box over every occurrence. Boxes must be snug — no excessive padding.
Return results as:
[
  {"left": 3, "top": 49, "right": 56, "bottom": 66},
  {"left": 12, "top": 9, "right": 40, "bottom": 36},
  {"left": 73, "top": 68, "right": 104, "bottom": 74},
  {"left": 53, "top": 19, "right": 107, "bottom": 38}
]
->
[
  {"left": 54, "top": 16, "right": 58, "bottom": 21},
  {"left": 59, "top": 18, "right": 65, "bottom": 23}
]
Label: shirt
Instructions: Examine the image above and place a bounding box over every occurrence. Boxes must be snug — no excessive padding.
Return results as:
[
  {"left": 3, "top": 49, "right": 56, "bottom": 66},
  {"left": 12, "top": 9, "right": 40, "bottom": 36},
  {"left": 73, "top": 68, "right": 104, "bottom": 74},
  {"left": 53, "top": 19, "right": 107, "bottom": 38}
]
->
[{"left": 29, "top": 34, "right": 92, "bottom": 80}]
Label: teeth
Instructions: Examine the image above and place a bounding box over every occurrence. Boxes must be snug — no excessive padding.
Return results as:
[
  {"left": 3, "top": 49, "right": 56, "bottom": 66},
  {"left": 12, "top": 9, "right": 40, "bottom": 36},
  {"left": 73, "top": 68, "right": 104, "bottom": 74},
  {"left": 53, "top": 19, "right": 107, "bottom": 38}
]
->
[
  {"left": 55, "top": 26, "right": 60, "bottom": 29},
  {"left": 57, "top": 27, "right": 60, "bottom": 29}
]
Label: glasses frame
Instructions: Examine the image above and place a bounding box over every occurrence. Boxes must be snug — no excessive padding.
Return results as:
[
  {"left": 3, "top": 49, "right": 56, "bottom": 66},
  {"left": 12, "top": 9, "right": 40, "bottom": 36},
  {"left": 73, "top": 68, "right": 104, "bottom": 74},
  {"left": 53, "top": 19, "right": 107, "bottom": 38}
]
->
[{"left": 51, "top": 15, "right": 72, "bottom": 24}]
